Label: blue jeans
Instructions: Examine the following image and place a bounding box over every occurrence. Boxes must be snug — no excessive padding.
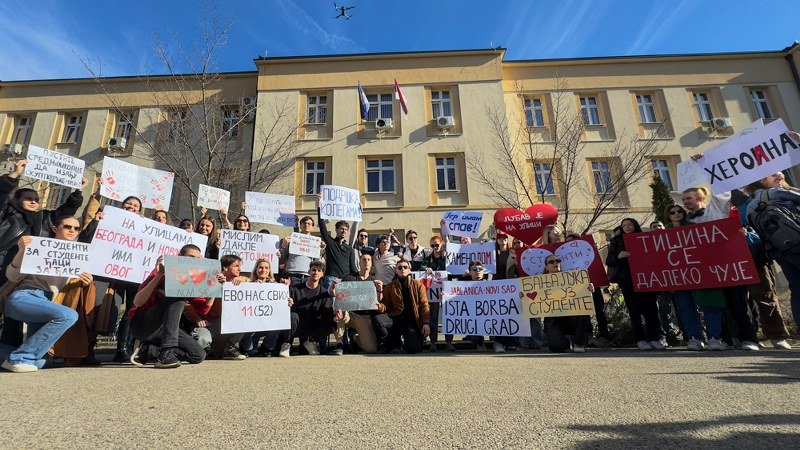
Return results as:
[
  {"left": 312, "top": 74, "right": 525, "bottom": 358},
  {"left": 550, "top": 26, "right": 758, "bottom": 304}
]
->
[
  {"left": 0, "top": 288, "right": 78, "bottom": 368},
  {"left": 701, "top": 307, "right": 724, "bottom": 340},
  {"left": 776, "top": 255, "right": 800, "bottom": 333},
  {"left": 673, "top": 291, "right": 704, "bottom": 340}
]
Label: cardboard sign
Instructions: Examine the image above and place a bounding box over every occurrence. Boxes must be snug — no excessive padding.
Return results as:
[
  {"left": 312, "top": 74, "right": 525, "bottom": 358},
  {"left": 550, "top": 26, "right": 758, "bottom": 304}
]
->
[
  {"left": 519, "top": 269, "right": 594, "bottom": 318},
  {"left": 493, "top": 204, "right": 558, "bottom": 244},
  {"left": 624, "top": 218, "right": 758, "bottom": 292},
  {"left": 698, "top": 119, "right": 799, "bottom": 194},
  {"left": 164, "top": 256, "right": 222, "bottom": 298},
  {"left": 442, "top": 279, "right": 531, "bottom": 337},
  {"left": 24, "top": 145, "right": 85, "bottom": 189},
  {"left": 20, "top": 237, "right": 90, "bottom": 277},
  {"left": 320, "top": 185, "right": 362, "bottom": 221},
  {"left": 446, "top": 241, "right": 496, "bottom": 274},
  {"left": 289, "top": 232, "right": 322, "bottom": 259},
  {"left": 89, "top": 206, "right": 208, "bottom": 283},
  {"left": 515, "top": 236, "right": 609, "bottom": 286},
  {"left": 443, "top": 211, "right": 483, "bottom": 238},
  {"left": 676, "top": 159, "right": 710, "bottom": 193},
  {"left": 333, "top": 281, "right": 379, "bottom": 312},
  {"left": 218, "top": 229, "right": 280, "bottom": 272},
  {"left": 245, "top": 192, "right": 296, "bottom": 227},
  {"left": 220, "top": 283, "right": 291, "bottom": 334},
  {"left": 100, "top": 157, "right": 174, "bottom": 211},
  {"left": 197, "top": 184, "right": 230, "bottom": 211},
  {"left": 410, "top": 271, "right": 447, "bottom": 303}
]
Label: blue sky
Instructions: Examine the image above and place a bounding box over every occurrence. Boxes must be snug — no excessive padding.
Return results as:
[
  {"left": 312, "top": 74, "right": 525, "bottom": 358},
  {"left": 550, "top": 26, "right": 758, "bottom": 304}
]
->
[{"left": 1, "top": 0, "right": 799, "bottom": 81}]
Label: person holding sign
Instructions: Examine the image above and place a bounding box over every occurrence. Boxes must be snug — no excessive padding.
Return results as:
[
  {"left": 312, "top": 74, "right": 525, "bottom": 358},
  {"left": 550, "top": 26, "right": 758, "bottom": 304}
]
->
[
  {"left": 201, "top": 255, "right": 250, "bottom": 360},
  {"left": 336, "top": 253, "right": 384, "bottom": 353},
  {"left": 397, "top": 230, "right": 430, "bottom": 271},
  {"left": 291, "top": 261, "right": 341, "bottom": 356},
  {"left": 539, "top": 254, "right": 593, "bottom": 353},
  {"left": 279, "top": 216, "right": 318, "bottom": 284},
  {"left": 0, "top": 216, "right": 92, "bottom": 372},
  {"left": 372, "top": 261, "right": 430, "bottom": 354},
  {"left": 197, "top": 216, "right": 221, "bottom": 260},
  {"left": 420, "top": 235, "right": 453, "bottom": 351},
  {"left": 373, "top": 235, "right": 400, "bottom": 285},
  {"left": 248, "top": 259, "right": 297, "bottom": 358},
  {"left": 317, "top": 194, "right": 358, "bottom": 279}
]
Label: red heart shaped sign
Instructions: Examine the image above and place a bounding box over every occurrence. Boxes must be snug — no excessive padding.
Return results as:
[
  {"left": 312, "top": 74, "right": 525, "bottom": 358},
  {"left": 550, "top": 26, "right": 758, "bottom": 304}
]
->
[{"left": 494, "top": 204, "right": 558, "bottom": 244}]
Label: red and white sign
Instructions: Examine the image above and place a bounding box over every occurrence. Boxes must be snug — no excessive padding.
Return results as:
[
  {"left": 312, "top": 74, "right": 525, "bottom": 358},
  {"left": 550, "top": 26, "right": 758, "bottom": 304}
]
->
[
  {"left": 289, "top": 232, "right": 322, "bottom": 259},
  {"left": 493, "top": 204, "right": 558, "bottom": 245},
  {"left": 515, "top": 235, "right": 609, "bottom": 287}
]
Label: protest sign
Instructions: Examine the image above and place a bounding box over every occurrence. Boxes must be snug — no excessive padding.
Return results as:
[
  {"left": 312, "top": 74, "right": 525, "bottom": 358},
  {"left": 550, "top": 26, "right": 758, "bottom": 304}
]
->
[
  {"left": 333, "top": 281, "right": 379, "bottom": 312},
  {"left": 245, "top": 192, "right": 296, "bottom": 227},
  {"left": 519, "top": 269, "right": 594, "bottom": 318},
  {"left": 24, "top": 145, "right": 85, "bottom": 189},
  {"left": 197, "top": 184, "right": 230, "bottom": 211},
  {"left": 443, "top": 211, "right": 483, "bottom": 238},
  {"left": 442, "top": 279, "right": 531, "bottom": 337},
  {"left": 624, "top": 218, "right": 758, "bottom": 292},
  {"left": 320, "top": 185, "right": 362, "bottom": 221},
  {"left": 164, "top": 256, "right": 222, "bottom": 298},
  {"left": 411, "top": 271, "right": 447, "bottom": 303},
  {"left": 100, "top": 157, "right": 174, "bottom": 210},
  {"left": 697, "top": 119, "right": 799, "bottom": 194},
  {"left": 676, "top": 160, "right": 710, "bottom": 193},
  {"left": 218, "top": 229, "right": 280, "bottom": 272},
  {"left": 220, "top": 283, "right": 291, "bottom": 334},
  {"left": 515, "top": 235, "right": 609, "bottom": 286},
  {"left": 289, "top": 232, "right": 322, "bottom": 259},
  {"left": 20, "top": 237, "right": 90, "bottom": 277},
  {"left": 89, "top": 206, "right": 208, "bottom": 283},
  {"left": 446, "top": 241, "right": 496, "bottom": 274},
  {"left": 493, "top": 203, "right": 558, "bottom": 244}
]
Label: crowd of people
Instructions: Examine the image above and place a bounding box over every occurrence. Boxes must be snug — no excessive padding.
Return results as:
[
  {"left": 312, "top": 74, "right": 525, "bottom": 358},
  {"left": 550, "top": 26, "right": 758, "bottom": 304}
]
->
[{"left": 0, "top": 156, "right": 799, "bottom": 373}]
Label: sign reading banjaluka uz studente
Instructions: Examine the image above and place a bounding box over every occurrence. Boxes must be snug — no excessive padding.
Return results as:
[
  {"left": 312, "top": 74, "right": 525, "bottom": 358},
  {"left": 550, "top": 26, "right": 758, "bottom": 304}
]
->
[{"left": 519, "top": 269, "right": 595, "bottom": 318}]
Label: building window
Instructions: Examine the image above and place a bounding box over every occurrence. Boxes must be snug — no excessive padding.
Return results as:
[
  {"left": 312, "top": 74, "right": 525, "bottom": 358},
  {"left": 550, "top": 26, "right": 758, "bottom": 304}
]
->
[
  {"left": 62, "top": 114, "right": 83, "bottom": 143},
  {"left": 167, "top": 110, "right": 187, "bottom": 141},
  {"left": 221, "top": 107, "right": 240, "bottom": 138},
  {"left": 533, "top": 162, "right": 555, "bottom": 195},
  {"left": 580, "top": 96, "right": 601, "bottom": 125},
  {"left": 750, "top": 90, "right": 773, "bottom": 120},
  {"left": 431, "top": 90, "right": 451, "bottom": 118},
  {"left": 651, "top": 159, "right": 674, "bottom": 191},
  {"left": 692, "top": 92, "right": 713, "bottom": 122},
  {"left": 366, "top": 159, "right": 395, "bottom": 193},
  {"left": 524, "top": 98, "right": 545, "bottom": 127},
  {"left": 591, "top": 161, "right": 612, "bottom": 194},
  {"left": 366, "top": 93, "right": 393, "bottom": 121},
  {"left": 304, "top": 161, "right": 326, "bottom": 195},
  {"left": 11, "top": 116, "right": 32, "bottom": 145},
  {"left": 435, "top": 157, "right": 457, "bottom": 191},
  {"left": 636, "top": 94, "right": 658, "bottom": 123},
  {"left": 115, "top": 112, "right": 134, "bottom": 140},
  {"left": 307, "top": 95, "right": 327, "bottom": 124},
  {"left": 45, "top": 185, "right": 71, "bottom": 210}
]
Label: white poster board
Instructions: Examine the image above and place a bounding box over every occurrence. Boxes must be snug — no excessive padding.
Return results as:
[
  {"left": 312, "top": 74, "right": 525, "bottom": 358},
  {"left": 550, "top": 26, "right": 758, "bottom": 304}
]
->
[
  {"left": 197, "top": 184, "right": 231, "bottom": 211},
  {"left": 21, "top": 237, "right": 90, "bottom": 277},
  {"left": 319, "top": 185, "right": 362, "bottom": 221},
  {"left": 289, "top": 232, "right": 322, "bottom": 259},
  {"left": 446, "top": 241, "right": 496, "bottom": 274},
  {"left": 443, "top": 211, "right": 483, "bottom": 238},
  {"left": 218, "top": 229, "right": 280, "bottom": 273},
  {"left": 245, "top": 192, "right": 296, "bottom": 227},
  {"left": 24, "top": 145, "right": 85, "bottom": 189},
  {"left": 442, "top": 279, "right": 530, "bottom": 337},
  {"left": 220, "top": 283, "right": 291, "bottom": 334},
  {"left": 410, "top": 270, "right": 447, "bottom": 303},
  {"left": 100, "top": 157, "right": 175, "bottom": 211}
]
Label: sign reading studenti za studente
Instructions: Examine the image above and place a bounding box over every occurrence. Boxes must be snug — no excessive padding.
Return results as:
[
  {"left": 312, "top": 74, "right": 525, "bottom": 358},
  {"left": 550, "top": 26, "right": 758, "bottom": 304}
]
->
[
  {"left": 410, "top": 271, "right": 448, "bottom": 303},
  {"left": 446, "top": 241, "right": 496, "bottom": 274},
  {"left": 24, "top": 145, "right": 85, "bottom": 189},
  {"left": 319, "top": 185, "right": 362, "bottom": 222},
  {"left": 442, "top": 211, "right": 483, "bottom": 239},
  {"left": 164, "top": 256, "right": 222, "bottom": 298},
  {"left": 218, "top": 229, "right": 280, "bottom": 273},
  {"left": 21, "top": 237, "right": 90, "bottom": 277},
  {"left": 333, "top": 281, "right": 379, "bottom": 312},
  {"left": 515, "top": 236, "right": 610, "bottom": 286},
  {"left": 623, "top": 218, "right": 758, "bottom": 292},
  {"left": 221, "top": 283, "right": 291, "bottom": 334},
  {"left": 89, "top": 206, "right": 208, "bottom": 283},
  {"left": 245, "top": 192, "right": 296, "bottom": 227},
  {"left": 698, "top": 119, "right": 799, "bottom": 194},
  {"left": 197, "top": 184, "right": 230, "bottom": 211},
  {"left": 100, "top": 157, "right": 175, "bottom": 211},
  {"left": 442, "top": 279, "right": 531, "bottom": 337},
  {"left": 519, "top": 269, "right": 594, "bottom": 318}
]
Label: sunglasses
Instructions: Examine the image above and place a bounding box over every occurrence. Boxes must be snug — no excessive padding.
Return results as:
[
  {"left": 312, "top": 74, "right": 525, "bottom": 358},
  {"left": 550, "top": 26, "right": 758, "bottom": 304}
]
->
[
  {"left": 431, "top": 243, "right": 440, "bottom": 248},
  {"left": 546, "top": 259, "right": 562, "bottom": 265},
  {"left": 669, "top": 210, "right": 683, "bottom": 215},
  {"left": 408, "top": 236, "right": 418, "bottom": 240},
  {"left": 469, "top": 266, "right": 484, "bottom": 272},
  {"left": 358, "top": 234, "right": 369, "bottom": 238},
  {"left": 236, "top": 219, "right": 249, "bottom": 223},
  {"left": 396, "top": 265, "right": 410, "bottom": 270},
  {"left": 22, "top": 197, "right": 40, "bottom": 203},
  {"left": 61, "top": 224, "right": 81, "bottom": 231}
]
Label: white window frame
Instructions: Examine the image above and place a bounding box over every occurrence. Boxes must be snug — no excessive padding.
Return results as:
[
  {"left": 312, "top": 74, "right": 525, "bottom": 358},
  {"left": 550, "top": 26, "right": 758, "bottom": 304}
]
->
[
  {"left": 580, "top": 96, "right": 601, "bottom": 126},
  {"left": 62, "top": 114, "right": 83, "bottom": 144},
  {"left": 307, "top": 95, "right": 328, "bottom": 125},
  {"left": 524, "top": 97, "right": 545, "bottom": 127},
  {"left": 435, "top": 156, "right": 457, "bottom": 191},
  {"left": 651, "top": 159, "right": 674, "bottom": 191},
  {"left": 115, "top": 111, "right": 134, "bottom": 140},
  {"left": 11, "top": 116, "right": 32, "bottom": 145},
  {"left": 591, "top": 160, "right": 612, "bottom": 195},
  {"left": 693, "top": 92, "right": 713, "bottom": 122},
  {"left": 167, "top": 109, "right": 188, "bottom": 141},
  {"left": 636, "top": 94, "right": 658, "bottom": 124},
  {"left": 221, "top": 107, "right": 240, "bottom": 138},
  {"left": 304, "top": 161, "right": 326, "bottom": 195},
  {"left": 750, "top": 90, "right": 773, "bottom": 120},
  {"left": 366, "top": 93, "right": 393, "bottom": 122},
  {"left": 533, "top": 162, "right": 555, "bottom": 195},
  {"left": 365, "top": 159, "right": 395, "bottom": 193},
  {"left": 431, "top": 90, "right": 452, "bottom": 119}
]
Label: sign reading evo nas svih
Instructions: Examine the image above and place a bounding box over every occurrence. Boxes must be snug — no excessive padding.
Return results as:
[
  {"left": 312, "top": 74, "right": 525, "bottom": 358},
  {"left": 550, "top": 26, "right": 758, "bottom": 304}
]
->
[{"left": 319, "top": 185, "right": 361, "bottom": 222}]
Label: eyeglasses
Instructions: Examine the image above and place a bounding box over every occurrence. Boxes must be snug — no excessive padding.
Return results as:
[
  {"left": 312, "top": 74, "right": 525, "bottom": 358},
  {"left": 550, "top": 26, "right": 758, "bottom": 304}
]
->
[
  {"left": 546, "top": 259, "right": 562, "bottom": 265},
  {"left": 469, "top": 266, "right": 484, "bottom": 272},
  {"left": 358, "top": 234, "right": 369, "bottom": 238},
  {"left": 408, "top": 236, "right": 418, "bottom": 240},
  {"left": 669, "top": 210, "right": 683, "bottom": 216},
  {"left": 61, "top": 224, "right": 81, "bottom": 231}
]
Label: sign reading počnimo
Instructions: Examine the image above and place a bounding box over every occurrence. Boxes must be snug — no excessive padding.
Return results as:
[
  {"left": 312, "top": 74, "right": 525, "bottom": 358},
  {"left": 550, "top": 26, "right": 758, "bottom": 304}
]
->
[
  {"left": 21, "top": 237, "right": 90, "bottom": 277},
  {"left": 24, "top": 145, "right": 85, "bottom": 189},
  {"left": 442, "top": 211, "right": 483, "bottom": 238},
  {"left": 197, "top": 184, "right": 230, "bottom": 211},
  {"left": 245, "top": 192, "right": 296, "bottom": 227},
  {"left": 319, "top": 185, "right": 361, "bottom": 222},
  {"left": 624, "top": 218, "right": 758, "bottom": 292},
  {"left": 289, "top": 232, "right": 322, "bottom": 259},
  {"left": 221, "top": 283, "right": 291, "bottom": 334},
  {"left": 519, "top": 270, "right": 594, "bottom": 318},
  {"left": 446, "top": 241, "right": 496, "bottom": 274},
  {"left": 442, "top": 279, "right": 531, "bottom": 337},
  {"left": 100, "top": 157, "right": 175, "bottom": 211},
  {"left": 164, "top": 256, "right": 222, "bottom": 298},
  {"left": 218, "top": 230, "right": 280, "bottom": 273},
  {"left": 89, "top": 206, "right": 208, "bottom": 283},
  {"left": 698, "top": 119, "right": 799, "bottom": 194}
]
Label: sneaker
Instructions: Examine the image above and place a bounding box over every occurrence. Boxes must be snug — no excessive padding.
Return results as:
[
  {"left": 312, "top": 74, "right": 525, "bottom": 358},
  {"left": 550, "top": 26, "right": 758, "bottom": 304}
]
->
[
  {"left": 154, "top": 349, "right": 181, "bottom": 369},
  {"left": 80, "top": 356, "right": 102, "bottom": 367},
  {"left": 740, "top": 341, "right": 760, "bottom": 351},
  {"left": 1, "top": 359, "right": 38, "bottom": 373},
  {"left": 686, "top": 338, "right": 705, "bottom": 351},
  {"left": 493, "top": 342, "right": 506, "bottom": 353},
  {"left": 330, "top": 343, "right": 344, "bottom": 356},
  {"left": 637, "top": 340, "right": 653, "bottom": 351},
  {"left": 223, "top": 348, "right": 247, "bottom": 360},
  {"left": 650, "top": 339, "right": 668, "bottom": 350},
  {"left": 573, "top": 346, "right": 586, "bottom": 353},
  {"left": 445, "top": 343, "right": 456, "bottom": 352},
  {"left": 279, "top": 343, "right": 291, "bottom": 357},
  {"left": 112, "top": 349, "right": 131, "bottom": 364},
  {"left": 772, "top": 339, "right": 792, "bottom": 350},
  {"left": 707, "top": 338, "right": 727, "bottom": 351},
  {"left": 757, "top": 341, "right": 767, "bottom": 348},
  {"left": 303, "top": 340, "right": 320, "bottom": 356},
  {"left": 130, "top": 341, "right": 147, "bottom": 367}
]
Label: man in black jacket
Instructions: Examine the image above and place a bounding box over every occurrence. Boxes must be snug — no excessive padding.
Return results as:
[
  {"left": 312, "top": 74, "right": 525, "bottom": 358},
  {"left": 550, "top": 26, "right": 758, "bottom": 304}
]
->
[{"left": 317, "top": 195, "right": 358, "bottom": 280}]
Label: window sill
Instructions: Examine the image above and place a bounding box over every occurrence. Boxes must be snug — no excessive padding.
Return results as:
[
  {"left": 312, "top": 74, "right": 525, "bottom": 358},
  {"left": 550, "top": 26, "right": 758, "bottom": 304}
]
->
[
  {"left": 299, "top": 137, "right": 332, "bottom": 142},
  {"left": 303, "top": 123, "right": 328, "bottom": 127},
  {"left": 365, "top": 191, "right": 397, "bottom": 195},
  {"left": 639, "top": 121, "right": 662, "bottom": 126},
  {"left": 526, "top": 125, "right": 549, "bottom": 130},
  {"left": 584, "top": 124, "right": 606, "bottom": 128},
  {"left": 435, "top": 189, "right": 460, "bottom": 194}
]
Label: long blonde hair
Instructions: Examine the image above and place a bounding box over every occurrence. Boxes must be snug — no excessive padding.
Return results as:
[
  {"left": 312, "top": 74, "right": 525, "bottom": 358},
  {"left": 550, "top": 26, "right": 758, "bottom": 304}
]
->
[{"left": 250, "top": 258, "right": 276, "bottom": 283}]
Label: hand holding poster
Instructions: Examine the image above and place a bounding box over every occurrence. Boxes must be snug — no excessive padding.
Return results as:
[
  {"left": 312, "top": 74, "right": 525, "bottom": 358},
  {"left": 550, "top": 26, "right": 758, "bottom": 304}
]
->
[
  {"left": 410, "top": 271, "right": 447, "bottom": 303},
  {"left": 220, "top": 283, "right": 291, "bottom": 334},
  {"left": 100, "top": 157, "right": 175, "bottom": 211},
  {"left": 515, "top": 236, "right": 609, "bottom": 286},
  {"left": 320, "top": 185, "right": 362, "bottom": 222},
  {"left": 442, "top": 279, "right": 530, "bottom": 337},
  {"left": 676, "top": 159, "right": 710, "bottom": 193},
  {"left": 519, "top": 270, "right": 594, "bottom": 318},
  {"left": 446, "top": 241, "right": 496, "bottom": 274},
  {"left": 24, "top": 145, "right": 85, "bottom": 189},
  {"left": 333, "top": 281, "right": 379, "bottom": 312},
  {"left": 624, "top": 218, "right": 758, "bottom": 292},
  {"left": 218, "top": 229, "right": 280, "bottom": 272},
  {"left": 289, "top": 232, "right": 322, "bottom": 259},
  {"left": 443, "top": 211, "right": 483, "bottom": 238},
  {"left": 493, "top": 203, "right": 558, "bottom": 244},
  {"left": 245, "top": 192, "right": 296, "bottom": 227},
  {"left": 21, "top": 237, "right": 90, "bottom": 277},
  {"left": 197, "top": 184, "right": 230, "bottom": 211},
  {"left": 164, "top": 256, "right": 222, "bottom": 298}
]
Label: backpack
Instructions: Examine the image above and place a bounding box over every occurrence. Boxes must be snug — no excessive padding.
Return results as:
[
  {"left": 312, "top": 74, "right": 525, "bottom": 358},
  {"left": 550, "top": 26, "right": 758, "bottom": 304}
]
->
[{"left": 748, "top": 190, "right": 800, "bottom": 255}]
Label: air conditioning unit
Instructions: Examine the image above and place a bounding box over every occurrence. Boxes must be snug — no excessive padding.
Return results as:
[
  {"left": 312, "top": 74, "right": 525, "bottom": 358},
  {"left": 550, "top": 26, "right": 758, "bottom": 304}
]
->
[
  {"left": 3, "top": 143, "right": 23, "bottom": 155},
  {"left": 375, "top": 118, "right": 393, "bottom": 131},
  {"left": 437, "top": 116, "right": 455, "bottom": 129},
  {"left": 242, "top": 96, "right": 257, "bottom": 107},
  {"left": 107, "top": 137, "right": 127, "bottom": 151},
  {"left": 708, "top": 117, "right": 732, "bottom": 130}
]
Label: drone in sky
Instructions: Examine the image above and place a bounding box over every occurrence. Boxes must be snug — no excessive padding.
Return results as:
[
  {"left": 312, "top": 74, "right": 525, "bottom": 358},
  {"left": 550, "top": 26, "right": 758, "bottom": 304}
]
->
[{"left": 333, "top": 1, "right": 355, "bottom": 20}]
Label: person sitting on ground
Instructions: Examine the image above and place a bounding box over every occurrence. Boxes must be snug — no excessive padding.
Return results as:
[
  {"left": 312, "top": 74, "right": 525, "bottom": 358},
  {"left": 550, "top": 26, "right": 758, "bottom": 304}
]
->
[
  {"left": 333, "top": 253, "right": 384, "bottom": 354},
  {"left": 248, "top": 258, "right": 296, "bottom": 357},
  {"left": 291, "top": 261, "right": 340, "bottom": 356},
  {"left": 372, "top": 261, "right": 431, "bottom": 354},
  {"left": 541, "top": 254, "right": 593, "bottom": 353},
  {"left": 196, "top": 254, "right": 250, "bottom": 360}
]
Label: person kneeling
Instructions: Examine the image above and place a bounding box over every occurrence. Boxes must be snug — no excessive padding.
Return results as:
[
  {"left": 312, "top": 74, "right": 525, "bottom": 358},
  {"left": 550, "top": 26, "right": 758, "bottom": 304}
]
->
[
  {"left": 542, "top": 255, "right": 593, "bottom": 353},
  {"left": 373, "top": 262, "right": 431, "bottom": 354}
]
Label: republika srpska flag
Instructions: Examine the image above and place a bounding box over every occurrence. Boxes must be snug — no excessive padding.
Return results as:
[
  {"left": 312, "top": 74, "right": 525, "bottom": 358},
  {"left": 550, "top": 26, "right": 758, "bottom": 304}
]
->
[
  {"left": 394, "top": 79, "right": 408, "bottom": 118},
  {"left": 358, "top": 82, "right": 370, "bottom": 120}
]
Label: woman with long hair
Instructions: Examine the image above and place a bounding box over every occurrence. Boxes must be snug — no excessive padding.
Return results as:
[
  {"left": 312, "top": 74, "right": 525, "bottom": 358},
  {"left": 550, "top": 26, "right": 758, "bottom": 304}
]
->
[
  {"left": 196, "top": 216, "right": 219, "bottom": 259},
  {"left": 541, "top": 254, "right": 592, "bottom": 353},
  {"left": 421, "top": 235, "right": 450, "bottom": 351},
  {"left": 247, "top": 258, "right": 294, "bottom": 357}
]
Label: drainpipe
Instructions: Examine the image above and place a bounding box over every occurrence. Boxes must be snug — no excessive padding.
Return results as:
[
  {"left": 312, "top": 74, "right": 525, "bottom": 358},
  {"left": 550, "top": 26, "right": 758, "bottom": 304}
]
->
[{"left": 785, "top": 53, "right": 800, "bottom": 97}]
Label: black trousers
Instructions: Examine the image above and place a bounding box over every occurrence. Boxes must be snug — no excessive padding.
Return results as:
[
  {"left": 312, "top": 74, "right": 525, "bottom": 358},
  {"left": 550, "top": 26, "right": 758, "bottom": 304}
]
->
[
  {"left": 113, "top": 281, "right": 141, "bottom": 353},
  {"left": 295, "top": 314, "right": 335, "bottom": 343},
  {"left": 592, "top": 289, "right": 611, "bottom": 339},
  {"left": 130, "top": 298, "right": 205, "bottom": 364},
  {"left": 545, "top": 315, "right": 590, "bottom": 353},
  {"left": 374, "top": 313, "right": 424, "bottom": 354},
  {"left": 722, "top": 286, "right": 758, "bottom": 343},
  {"left": 620, "top": 283, "right": 664, "bottom": 342},
  {"left": 427, "top": 302, "right": 454, "bottom": 344}
]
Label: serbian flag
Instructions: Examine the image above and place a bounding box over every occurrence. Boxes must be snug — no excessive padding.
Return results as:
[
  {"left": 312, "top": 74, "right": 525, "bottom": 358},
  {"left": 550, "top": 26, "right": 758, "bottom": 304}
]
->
[
  {"left": 394, "top": 79, "right": 409, "bottom": 118},
  {"left": 357, "top": 82, "right": 370, "bottom": 120}
]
